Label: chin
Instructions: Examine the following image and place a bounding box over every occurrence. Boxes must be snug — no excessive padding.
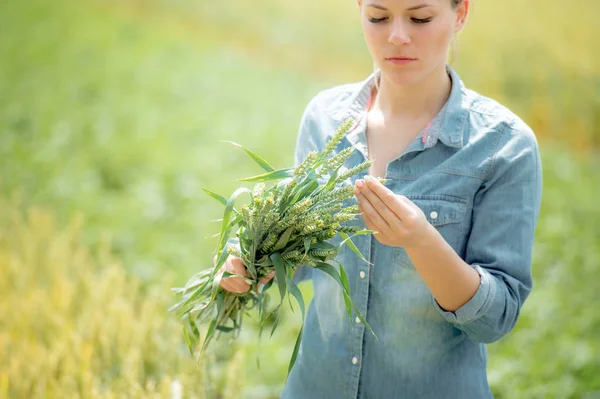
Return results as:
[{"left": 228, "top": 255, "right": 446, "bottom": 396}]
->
[
  {"left": 379, "top": 66, "right": 425, "bottom": 87},
  {"left": 379, "top": 59, "right": 445, "bottom": 87}
]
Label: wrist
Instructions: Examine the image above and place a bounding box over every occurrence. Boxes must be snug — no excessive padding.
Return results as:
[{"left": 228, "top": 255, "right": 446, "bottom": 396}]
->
[{"left": 404, "top": 222, "right": 438, "bottom": 253}]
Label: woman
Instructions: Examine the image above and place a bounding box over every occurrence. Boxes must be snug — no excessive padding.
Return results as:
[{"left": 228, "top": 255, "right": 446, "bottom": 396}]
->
[{"left": 220, "top": 0, "right": 542, "bottom": 397}]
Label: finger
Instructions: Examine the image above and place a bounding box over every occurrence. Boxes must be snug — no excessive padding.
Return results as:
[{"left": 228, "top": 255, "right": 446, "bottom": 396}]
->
[
  {"left": 356, "top": 180, "right": 402, "bottom": 227},
  {"left": 226, "top": 257, "right": 248, "bottom": 277},
  {"left": 355, "top": 181, "right": 391, "bottom": 229},
  {"left": 364, "top": 176, "right": 413, "bottom": 220},
  {"left": 355, "top": 187, "right": 392, "bottom": 234},
  {"left": 357, "top": 201, "right": 379, "bottom": 234},
  {"left": 222, "top": 277, "right": 250, "bottom": 293},
  {"left": 259, "top": 271, "right": 275, "bottom": 285}
]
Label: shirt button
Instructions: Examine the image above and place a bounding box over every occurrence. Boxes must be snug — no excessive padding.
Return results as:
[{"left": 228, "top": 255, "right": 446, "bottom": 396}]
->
[
  {"left": 352, "top": 357, "right": 359, "bottom": 365},
  {"left": 359, "top": 271, "right": 366, "bottom": 279},
  {"left": 430, "top": 211, "right": 438, "bottom": 220}
]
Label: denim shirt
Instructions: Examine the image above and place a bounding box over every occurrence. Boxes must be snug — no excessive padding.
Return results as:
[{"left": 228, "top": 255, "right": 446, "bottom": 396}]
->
[{"left": 281, "top": 65, "right": 543, "bottom": 399}]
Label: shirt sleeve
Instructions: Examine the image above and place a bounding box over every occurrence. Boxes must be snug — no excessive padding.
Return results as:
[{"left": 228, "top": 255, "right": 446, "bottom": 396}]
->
[{"left": 433, "top": 121, "right": 543, "bottom": 344}]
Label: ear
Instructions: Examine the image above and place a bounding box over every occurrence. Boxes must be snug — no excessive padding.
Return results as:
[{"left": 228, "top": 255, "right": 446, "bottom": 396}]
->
[
  {"left": 454, "top": 0, "right": 469, "bottom": 32},
  {"left": 357, "top": 0, "right": 362, "bottom": 8}
]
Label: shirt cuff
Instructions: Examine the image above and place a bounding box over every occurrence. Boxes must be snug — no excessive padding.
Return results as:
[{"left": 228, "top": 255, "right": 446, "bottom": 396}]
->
[{"left": 432, "top": 265, "right": 497, "bottom": 325}]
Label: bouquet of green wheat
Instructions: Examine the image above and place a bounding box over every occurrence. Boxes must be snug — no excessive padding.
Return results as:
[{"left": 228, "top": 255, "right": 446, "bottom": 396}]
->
[{"left": 170, "top": 118, "right": 381, "bottom": 373}]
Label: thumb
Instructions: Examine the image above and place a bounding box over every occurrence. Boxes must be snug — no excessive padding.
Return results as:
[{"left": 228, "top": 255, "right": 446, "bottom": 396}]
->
[{"left": 258, "top": 271, "right": 276, "bottom": 286}]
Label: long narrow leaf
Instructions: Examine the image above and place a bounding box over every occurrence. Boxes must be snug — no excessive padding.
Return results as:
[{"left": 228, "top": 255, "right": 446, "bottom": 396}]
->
[
  {"left": 339, "top": 232, "right": 373, "bottom": 265},
  {"left": 291, "top": 180, "right": 319, "bottom": 204},
  {"left": 338, "top": 261, "right": 352, "bottom": 298},
  {"left": 200, "top": 316, "right": 219, "bottom": 353},
  {"left": 286, "top": 276, "right": 305, "bottom": 320},
  {"left": 217, "top": 215, "right": 243, "bottom": 253},
  {"left": 178, "top": 270, "right": 215, "bottom": 311},
  {"left": 271, "top": 226, "right": 294, "bottom": 252},
  {"left": 287, "top": 326, "right": 303, "bottom": 376},
  {"left": 201, "top": 188, "right": 228, "bottom": 206},
  {"left": 353, "top": 302, "right": 377, "bottom": 339},
  {"left": 224, "top": 141, "right": 275, "bottom": 172},
  {"left": 315, "top": 262, "right": 345, "bottom": 287},
  {"left": 219, "top": 187, "right": 251, "bottom": 247},
  {"left": 315, "top": 262, "right": 351, "bottom": 318},
  {"left": 270, "top": 252, "right": 287, "bottom": 303},
  {"left": 183, "top": 321, "right": 194, "bottom": 356},
  {"left": 270, "top": 308, "right": 282, "bottom": 338},
  {"left": 238, "top": 168, "right": 294, "bottom": 182},
  {"left": 335, "top": 261, "right": 377, "bottom": 339}
]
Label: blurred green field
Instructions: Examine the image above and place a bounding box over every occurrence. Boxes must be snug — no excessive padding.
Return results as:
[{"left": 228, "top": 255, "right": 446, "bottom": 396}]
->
[{"left": 1, "top": 0, "right": 599, "bottom": 397}]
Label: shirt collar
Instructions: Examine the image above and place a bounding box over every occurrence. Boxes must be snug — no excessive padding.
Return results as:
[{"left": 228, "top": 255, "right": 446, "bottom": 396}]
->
[{"left": 334, "top": 64, "right": 468, "bottom": 151}]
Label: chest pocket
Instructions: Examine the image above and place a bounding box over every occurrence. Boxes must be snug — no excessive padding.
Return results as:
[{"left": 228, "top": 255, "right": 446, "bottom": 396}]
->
[{"left": 393, "top": 195, "right": 467, "bottom": 270}]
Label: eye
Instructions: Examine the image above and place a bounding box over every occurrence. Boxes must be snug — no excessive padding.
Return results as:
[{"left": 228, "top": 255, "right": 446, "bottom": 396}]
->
[
  {"left": 368, "top": 17, "right": 388, "bottom": 23},
  {"left": 411, "top": 17, "right": 432, "bottom": 23}
]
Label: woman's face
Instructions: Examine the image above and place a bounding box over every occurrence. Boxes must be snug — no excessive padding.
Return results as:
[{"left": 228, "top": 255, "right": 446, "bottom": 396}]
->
[{"left": 359, "top": 0, "right": 468, "bottom": 86}]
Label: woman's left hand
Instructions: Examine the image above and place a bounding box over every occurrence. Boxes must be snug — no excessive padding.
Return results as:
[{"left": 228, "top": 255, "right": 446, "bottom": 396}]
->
[{"left": 354, "top": 176, "right": 432, "bottom": 249}]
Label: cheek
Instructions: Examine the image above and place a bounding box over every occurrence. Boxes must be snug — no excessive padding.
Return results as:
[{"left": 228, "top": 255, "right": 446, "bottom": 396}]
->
[
  {"left": 362, "top": 22, "right": 385, "bottom": 54},
  {"left": 417, "top": 23, "right": 453, "bottom": 56}
]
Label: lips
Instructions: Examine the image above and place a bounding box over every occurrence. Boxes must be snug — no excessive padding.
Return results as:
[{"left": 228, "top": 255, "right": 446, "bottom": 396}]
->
[{"left": 385, "top": 57, "right": 417, "bottom": 65}]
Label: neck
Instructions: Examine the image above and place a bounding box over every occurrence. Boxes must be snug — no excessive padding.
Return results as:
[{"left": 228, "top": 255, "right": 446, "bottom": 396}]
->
[{"left": 372, "top": 64, "right": 452, "bottom": 121}]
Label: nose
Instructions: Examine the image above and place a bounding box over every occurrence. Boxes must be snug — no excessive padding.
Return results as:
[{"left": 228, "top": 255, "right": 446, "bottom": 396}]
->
[{"left": 388, "top": 18, "right": 411, "bottom": 46}]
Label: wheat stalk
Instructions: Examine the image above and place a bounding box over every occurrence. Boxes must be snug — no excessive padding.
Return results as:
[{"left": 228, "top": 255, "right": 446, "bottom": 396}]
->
[{"left": 170, "top": 118, "right": 383, "bottom": 374}]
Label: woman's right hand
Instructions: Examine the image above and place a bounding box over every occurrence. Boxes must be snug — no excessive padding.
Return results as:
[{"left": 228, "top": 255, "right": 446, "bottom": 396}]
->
[{"left": 215, "top": 255, "right": 274, "bottom": 294}]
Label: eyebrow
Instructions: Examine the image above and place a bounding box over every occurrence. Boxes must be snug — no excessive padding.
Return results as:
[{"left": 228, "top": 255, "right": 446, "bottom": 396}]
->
[{"left": 366, "top": 3, "right": 431, "bottom": 11}]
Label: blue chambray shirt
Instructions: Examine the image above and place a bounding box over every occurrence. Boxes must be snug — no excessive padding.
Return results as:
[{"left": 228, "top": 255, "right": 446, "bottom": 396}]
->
[{"left": 281, "top": 65, "right": 543, "bottom": 399}]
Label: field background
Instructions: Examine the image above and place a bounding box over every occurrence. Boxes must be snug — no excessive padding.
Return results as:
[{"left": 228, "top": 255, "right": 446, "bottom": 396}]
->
[{"left": 1, "top": 0, "right": 599, "bottom": 397}]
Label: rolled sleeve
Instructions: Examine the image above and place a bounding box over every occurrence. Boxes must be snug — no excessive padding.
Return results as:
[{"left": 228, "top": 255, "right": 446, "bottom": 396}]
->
[
  {"left": 433, "top": 265, "right": 496, "bottom": 324},
  {"left": 434, "top": 122, "right": 543, "bottom": 344}
]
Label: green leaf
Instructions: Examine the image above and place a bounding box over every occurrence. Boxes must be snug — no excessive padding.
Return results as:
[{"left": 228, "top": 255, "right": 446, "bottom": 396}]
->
[
  {"left": 201, "top": 316, "right": 218, "bottom": 353},
  {"left": 270, "top": 252, "right": 287, "bottom": 303},
  {"left": 311, "top": 241, "right": 337, "bottom": 250},
  {"left": 286, "top": 276, "right": 305, "bottom": 320},
  {"left": 336, "top": 263, "right": 377, "bottom": 339},
  {"left": 289, "top": 179, "right": 319, "bottom": 205},
  {"left": 219, "top": 188, "right": 251, "bottom": 248},
  {"left": 201, "top": 188, "right": 228, "bottom": 206},
  {"left": 238, "top": 168, "right": 294, "bottom": 182},
  {"left": 324, "top": 163, "right": 345, "bottom": 191},
  {"left": 353, "top": 301, "right": 377, "bottom": 339},
  {"left": 270, "top": 307, "right": 282, "bottom": 338},
  {"left": 303, "top": 237, "right": 311, "bottom": 256},
  {"left": 216, "top": 291, "right": 224, "bottom": 316},
  {"left": 177, "top": 270, "right": 215, "bottom": 313},
  {"left": 315, "top": 262, "right": 348, "bottom": 306},
  {"left": 271, "top": 226, "right": 294, "bottom": 252},
  {"left": 339, "top": 232, "right": 373, "bottom": 265},
  {"left": 341, "top": 291, "right": 353, "bottom": 321},
  {"left": 183, "top": 320, "right": 194, "bottom": 356},
  {"left": 287, "top": 326, "right": 303, "bottom": 376},
  {"left": 337, "top": 262, "right": 354, "bottom": 320},
  {"left": 338, "top": 261, "right": 351, "bottom": 297},
  {"left": 223, "top": 141, "right": 275, "bottom": 172}
]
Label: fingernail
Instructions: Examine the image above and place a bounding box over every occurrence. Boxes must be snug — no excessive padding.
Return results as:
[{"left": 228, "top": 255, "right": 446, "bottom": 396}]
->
[
  {"left": 364, "top": 175, "right": 372, "bottom": 183},
  {"left": 356, "top": 179, "right": 364, "bottom": 188}
]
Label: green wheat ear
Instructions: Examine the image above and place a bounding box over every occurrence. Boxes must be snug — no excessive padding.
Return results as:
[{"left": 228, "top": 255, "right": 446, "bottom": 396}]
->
[
  {"left": 319, "top": 118, "right": 354, "bottom": 160},
  {"left": 172, "top": 114, "right": 381, "bottom": 377}
]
